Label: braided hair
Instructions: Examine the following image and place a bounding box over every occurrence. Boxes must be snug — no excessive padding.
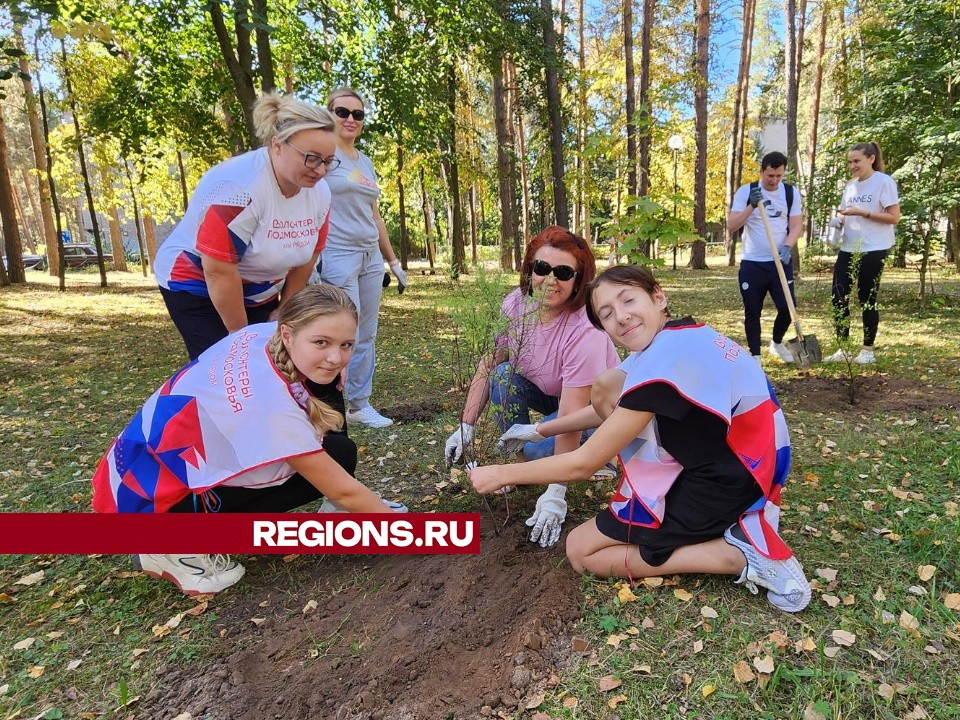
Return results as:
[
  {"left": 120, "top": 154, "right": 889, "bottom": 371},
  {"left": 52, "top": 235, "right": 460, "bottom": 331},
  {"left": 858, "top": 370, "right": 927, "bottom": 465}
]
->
[{"left": 268, "top": 285, "right": 358, "bottom": 437}]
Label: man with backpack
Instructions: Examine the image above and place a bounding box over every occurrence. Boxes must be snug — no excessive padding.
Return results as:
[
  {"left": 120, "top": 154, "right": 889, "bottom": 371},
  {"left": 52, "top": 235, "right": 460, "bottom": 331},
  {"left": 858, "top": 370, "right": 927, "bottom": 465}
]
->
[{"left": 727, "top": 151, "right": 804, "bottom": 364}]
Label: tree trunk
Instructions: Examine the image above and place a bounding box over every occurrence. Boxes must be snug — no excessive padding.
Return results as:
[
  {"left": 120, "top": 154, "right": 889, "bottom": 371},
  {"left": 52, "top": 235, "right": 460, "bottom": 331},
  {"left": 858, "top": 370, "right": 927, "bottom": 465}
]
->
[
  {"left": 493, "top": 60, "right": 519, "bottom": 271},
  {"left": 208, "top": 0, "right": 259, "bottom": 149},
  {"left": 251, "top": 0, "right": 276, "bottom": 92},
  {"left": 124, "top": 159, "right": 148, "bottom": 277},
  {"left": 396, "top": 141, "right": 409, "bottom": 268},
  {"left": 784, "top": 0, "right": 799, "bottom": 169},
  {"left": 469, "top": 187, "right": 478, "bottom": 264},
  {"left": 510, "top": 59, "right": 531, "bottom": 258},
  {"left": 144, "top": 214, "right": 159, "bottom": 264},
  {"left": 624, "top": 0, "right": 637, "bottom": 201},
  {"left": 441, "top": 64, "right": 466, "bottom": 277},
  {"left": 62, "top": 41, "right": 108, "bottom": 287},
  {"left": 690, "top": 0, "right": 709, "bottom": 269},
  {"left": 33, "top": 37, "right": 65, "bottom": 288},
  {"left": 726, "top": 0, "right": 756, "bottom": 266},
  {"left": 12, "top": 183, "right": 37, "bottom": 253},
  {"left": 100, "top": 165, "right": 129, "bottom": 272},
  {"left": 794, "top": 0, "right": 808, "bottom": 169},
  {"left": 638, "top": 0, "right": 654, "bottom": 197},
  {"left": 542, "top": 0, "right": 568, "bottom": 226},
  {"left": 419, "top": 166, "right": 436, "bottom": 272},
  {"left": 176, "top": 150, "right": 189, "bottom": 212},
  {"left": 577, "top": 0, "right": 590, "bottom": 242},
  {"left": 0, "top": 106, "right": 25, "bottom": 284},
  {"left": 20, "top": 168, "right": 42, "bottom": 252},
  {"left": 805, "top": 0, "right": 828, "bottom": 250},
  {"left": 17, "top": 27, "right": 59, "bottom": 275}
]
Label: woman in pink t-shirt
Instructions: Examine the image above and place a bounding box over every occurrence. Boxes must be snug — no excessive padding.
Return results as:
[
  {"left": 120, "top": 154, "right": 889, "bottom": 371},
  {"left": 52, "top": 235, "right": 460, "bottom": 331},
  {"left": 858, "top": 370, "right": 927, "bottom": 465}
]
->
[{"left": 444, "top": 226, "right": 620, "bottom": 547}]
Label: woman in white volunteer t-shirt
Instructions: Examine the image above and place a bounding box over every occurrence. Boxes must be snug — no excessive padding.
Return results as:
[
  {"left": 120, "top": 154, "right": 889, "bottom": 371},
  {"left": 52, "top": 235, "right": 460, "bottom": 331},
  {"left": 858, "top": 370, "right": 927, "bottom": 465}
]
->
[
  {"left": 825, "top": 141, "right": 901, "bottom": 365},
  {"left": 154, "top": 92, "right": 337, "bottom": 361}
]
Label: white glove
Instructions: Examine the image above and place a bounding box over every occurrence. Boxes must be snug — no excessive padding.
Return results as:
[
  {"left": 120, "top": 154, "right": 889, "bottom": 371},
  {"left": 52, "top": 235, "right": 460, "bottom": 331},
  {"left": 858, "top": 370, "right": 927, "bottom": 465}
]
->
[
  {"left": 496, "top": 423, "right": 545, "bottom": 455},
  {"left": 525, "top": 484, "right": 567, "bottom": 548},
  {"left": 828, "top": 216, "right": 843, "bottom": 229},
  {"left": 444, "top": 422, "right": 474, "bottom": 467},
  {"left": 826, "top": 217, "right": 843, "bottom": 249},
  {"left": 388, "top": 260, "right": 407, "bottom": 293}
]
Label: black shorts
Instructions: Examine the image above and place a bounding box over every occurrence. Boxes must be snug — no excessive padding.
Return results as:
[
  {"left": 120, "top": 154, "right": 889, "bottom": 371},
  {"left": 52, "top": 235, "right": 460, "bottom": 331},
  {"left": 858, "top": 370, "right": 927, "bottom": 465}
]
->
[{"left": 595, "top": 474, "right": 763, "bottom": 567}]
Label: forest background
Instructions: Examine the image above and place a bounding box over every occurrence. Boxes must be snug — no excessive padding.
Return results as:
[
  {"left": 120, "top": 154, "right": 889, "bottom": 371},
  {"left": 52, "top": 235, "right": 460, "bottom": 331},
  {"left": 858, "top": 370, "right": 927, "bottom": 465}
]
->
[{"left": 0, "top": 0, "right": 958, "bottom": 287}]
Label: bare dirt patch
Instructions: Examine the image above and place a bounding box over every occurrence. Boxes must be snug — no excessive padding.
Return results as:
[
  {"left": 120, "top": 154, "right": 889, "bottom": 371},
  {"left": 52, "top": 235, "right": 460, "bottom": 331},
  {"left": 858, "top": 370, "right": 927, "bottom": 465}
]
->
[
  {"left": 774, "top": 372, "right": 960, "bottom": 415},
  {"left": 145, "top": 512, "right": 581, "bottom": 720}
]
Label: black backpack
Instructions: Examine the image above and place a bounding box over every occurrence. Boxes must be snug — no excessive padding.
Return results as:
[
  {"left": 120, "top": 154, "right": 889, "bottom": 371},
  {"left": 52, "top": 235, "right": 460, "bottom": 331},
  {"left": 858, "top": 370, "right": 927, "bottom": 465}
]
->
[{"left": 750, "top": 180, "right": 795, "bottom": 216}]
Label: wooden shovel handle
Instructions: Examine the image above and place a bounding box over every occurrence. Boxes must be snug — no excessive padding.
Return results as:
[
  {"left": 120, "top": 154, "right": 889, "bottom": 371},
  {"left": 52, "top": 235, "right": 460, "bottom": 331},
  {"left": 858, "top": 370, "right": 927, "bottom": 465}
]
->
[{"left": 757, "top": 201, "right": 806, "bottom": 343}]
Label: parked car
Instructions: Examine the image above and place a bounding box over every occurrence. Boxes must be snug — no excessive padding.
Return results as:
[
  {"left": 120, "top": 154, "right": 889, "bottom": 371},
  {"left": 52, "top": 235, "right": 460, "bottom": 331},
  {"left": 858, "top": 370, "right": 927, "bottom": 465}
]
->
[
  {"left": 62, "top": 244, "right": 113, "bottom": 269},
  {"left": 2, "top": 253, "right": 48, "bottom": 272}
]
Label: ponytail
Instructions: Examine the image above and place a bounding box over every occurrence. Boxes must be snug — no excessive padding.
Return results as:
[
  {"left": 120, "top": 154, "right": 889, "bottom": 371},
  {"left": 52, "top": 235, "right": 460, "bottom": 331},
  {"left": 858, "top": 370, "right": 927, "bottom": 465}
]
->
[{"left": 850, "top": 141, "right": 884, "bottom": 172}]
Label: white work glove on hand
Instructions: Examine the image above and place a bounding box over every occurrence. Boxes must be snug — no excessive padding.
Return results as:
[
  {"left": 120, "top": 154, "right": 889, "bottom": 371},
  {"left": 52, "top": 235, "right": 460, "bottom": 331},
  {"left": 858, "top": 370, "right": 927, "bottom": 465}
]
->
[
  {"left": 525, "top": 484, "right": 567, "bottom": 548},
  {"left": 388, "top": 260, "right": 407, "bottom": 294},
  {"left": 496, "top": 423, "right": 545, "bottom": 455},
  {"left": 444, "top": 422, "right": 474, "bottom": 468},
  {"left": 827, "top": 216, "right": 844, "bottom": 248}
]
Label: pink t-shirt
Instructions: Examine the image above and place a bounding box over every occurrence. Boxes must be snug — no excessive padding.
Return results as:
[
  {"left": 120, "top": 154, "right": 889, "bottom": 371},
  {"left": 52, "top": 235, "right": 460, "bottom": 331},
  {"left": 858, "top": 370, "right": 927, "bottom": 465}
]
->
[{"left": 497, "top": 288, "right": 620, "bottom": 397}]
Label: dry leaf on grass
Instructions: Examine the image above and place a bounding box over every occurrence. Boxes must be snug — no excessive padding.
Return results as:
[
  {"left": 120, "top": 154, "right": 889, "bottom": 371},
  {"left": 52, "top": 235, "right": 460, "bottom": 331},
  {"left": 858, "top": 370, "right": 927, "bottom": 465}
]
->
[
  {"left": 917, "top": 565, "right": 936, "bottom": 582},
  {"left": 823, "top": 646, "right": 840, "bottom": 658},
  {"left": 753, "top": 654, "right": 775, "bottom": 674},
  {"left": 899, "top": 611, "right": 920, "bottom": 632},
  {"left": 822, "top": 594, "right": 841, "bottom": 608},
  {"left": 674, "top": 588, "right": 693, "bottom": 601},
  {"left": 13, "top": 638, "right": 36, "bottom": 651},
  {"left": 562, "top": 696, "right": 579, "bottom": 709},
  {"left": 795, "top": 637, "right": 817, "bottom": 652},
  {"left": 598, "top": 676, "right": 622, "bottom": 692},
  {"left": 831, "top": 630, "right": 856, "bottom": 646},
  {"left": 700, "top": 606, "right": 718, "bottom": 619},
  {"left": 302, "top": 600, "right": 318, "bottom": 615},
  {"left": 66, "top": 659, "right": 82, "bottom": 671},
  {"left": 904, "top": 705, "right": 929, "bottom": 720},
  {"left": 530, "top": 713, "right": 552, "bottom": 720},
  {"left": 943, "top": 593, "right": 960, "bottom": 610},
  {"left": 874, "top": 586, "right": 887, "bottom": 601},
  {"left": 14, "top": 570, "right": 44, "bottom": 586},
  {"left": 27, "top": 665, "right": 45, "bottom": 679},
  {"left": 524, "top": 692, "right": 544, "bottom": 710},
  {"left": 606, "top": 633, "right": 627, "bottom": 648},
  {"left": 701, "top": 684, "right": 716, "bottom": 698},
  {"left": 184, "top": 601, "right": 208, "bottom": 617},
  {"left": 878, "top": 683, "right": 895, "bottom": 700},
  {"left": 607, "top": 694, "right": 627, "bottom": 709},
  {"left": 643, "top": 576, "right": 664, "bottom": 588},
  {"left": 733, "top": 660, "right": 755, "bottom": 683},
  {"left": 693, "top": 639, "right": 704, "bottom": 654},
  {"left": 816, "top": 567, "right": 838, "bottom": 582},
  {"left": 617, "top": 584, "right": 638, "bottom": 604},
  {"left": 249, "top": 617, "right": 266, "bottom": 627},
  {"left": 803, "top": 702, "right": 829, "bottom": 720}
]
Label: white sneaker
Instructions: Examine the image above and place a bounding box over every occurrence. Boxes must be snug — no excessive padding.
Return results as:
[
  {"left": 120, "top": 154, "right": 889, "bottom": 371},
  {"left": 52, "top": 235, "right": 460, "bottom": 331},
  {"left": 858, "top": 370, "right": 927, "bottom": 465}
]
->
[
  {"left": 319, "top": 493, "right": 409, "bottom": 513},
  {"left": 752, "top": 354, "right": 763, "bottom": 366},
  {"left": 136, "top": 554, "right": 245, "bottom": 595},
  {"left": 723, "top": 526, "right": 811, "bottom": 612},
  {"left": 853, "top": 349, "right": 875, "bottom": 364},
  {"left": 824, "top": 348, "right": 852, "bottom": 363},
  {"left": 768, "top": 341, "right": 795, "bottom": 363},
  {"left": 347, "top": 406, "right": 394, "bottom": 428}
]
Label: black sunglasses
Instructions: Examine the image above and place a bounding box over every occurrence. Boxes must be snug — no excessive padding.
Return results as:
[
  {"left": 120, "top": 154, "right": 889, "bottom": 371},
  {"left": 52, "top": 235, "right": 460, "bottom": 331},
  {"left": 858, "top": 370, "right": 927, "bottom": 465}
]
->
[
  {"left": 531, "top": 259, "right": 577, "bottom": 281},
  {"left": 284, "top": 140, "right": 340, "bottom": 171},
  {"left": 333, "top": 106, "right": 365, "bottom": 122}
]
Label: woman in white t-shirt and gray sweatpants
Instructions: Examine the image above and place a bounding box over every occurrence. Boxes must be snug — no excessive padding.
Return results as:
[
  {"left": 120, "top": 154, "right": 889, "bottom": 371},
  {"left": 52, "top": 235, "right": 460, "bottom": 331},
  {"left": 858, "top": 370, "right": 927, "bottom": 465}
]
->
[
  {"left": 316, "top": 88, "right": 407, "bottom": 429},
  {"left": 825, "top": 142, "right": 901, "bottom": 365}
]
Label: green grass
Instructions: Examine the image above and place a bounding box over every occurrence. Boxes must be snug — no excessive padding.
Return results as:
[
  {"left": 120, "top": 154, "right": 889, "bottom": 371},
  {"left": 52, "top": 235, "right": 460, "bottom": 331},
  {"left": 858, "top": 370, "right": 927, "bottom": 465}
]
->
[{"left": 2, "top": 257, "right": 959, "bottom": 719}]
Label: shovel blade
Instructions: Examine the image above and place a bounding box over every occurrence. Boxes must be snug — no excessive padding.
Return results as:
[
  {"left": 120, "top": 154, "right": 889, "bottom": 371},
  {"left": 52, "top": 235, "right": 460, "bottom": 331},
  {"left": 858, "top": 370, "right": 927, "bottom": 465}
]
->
[{"left": 786, "top": 335, "right": 822, "bottom": 366}]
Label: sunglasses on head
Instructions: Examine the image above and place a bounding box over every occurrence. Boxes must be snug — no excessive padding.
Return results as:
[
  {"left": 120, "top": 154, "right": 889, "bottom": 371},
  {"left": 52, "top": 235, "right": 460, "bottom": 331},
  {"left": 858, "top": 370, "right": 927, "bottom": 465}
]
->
[
  {"left": 333, "top": 106, "right": 365, "bottom": 121},
  {"left": 532, "top": 259, "right": 577, "bottom": 281}
]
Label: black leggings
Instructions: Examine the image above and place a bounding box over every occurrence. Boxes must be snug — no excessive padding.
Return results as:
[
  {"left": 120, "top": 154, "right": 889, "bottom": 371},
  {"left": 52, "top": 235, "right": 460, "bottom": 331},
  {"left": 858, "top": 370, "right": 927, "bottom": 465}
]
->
[
  {"left": 831, "top": 249, "right": 888, "bottom": 347},
  {"left": 168, "top": 433, "right": 358, "bottom": 513}
]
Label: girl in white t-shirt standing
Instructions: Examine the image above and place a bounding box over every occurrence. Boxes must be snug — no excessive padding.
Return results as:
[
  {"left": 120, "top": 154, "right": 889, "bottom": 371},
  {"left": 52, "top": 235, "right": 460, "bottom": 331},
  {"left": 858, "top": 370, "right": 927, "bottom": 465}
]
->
[{"left": 825, "top": 142, "right": 901, "bottom": 365}]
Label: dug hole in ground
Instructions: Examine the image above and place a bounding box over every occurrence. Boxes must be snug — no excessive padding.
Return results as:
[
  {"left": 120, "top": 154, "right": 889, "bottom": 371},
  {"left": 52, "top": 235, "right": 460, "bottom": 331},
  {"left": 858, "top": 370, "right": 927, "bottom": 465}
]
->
[{"left": 142, "top": 513, "right": 581, "bottom": 720}]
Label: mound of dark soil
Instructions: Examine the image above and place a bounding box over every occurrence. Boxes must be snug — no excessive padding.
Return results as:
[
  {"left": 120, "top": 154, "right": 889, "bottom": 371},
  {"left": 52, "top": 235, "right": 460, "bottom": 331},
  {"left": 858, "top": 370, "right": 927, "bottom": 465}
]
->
[
  {"left": 775, "top": 373, "right": 960, "bottom": 415},
  {"left": 146, "top": 515, "right": 581, "bottom": 720}
]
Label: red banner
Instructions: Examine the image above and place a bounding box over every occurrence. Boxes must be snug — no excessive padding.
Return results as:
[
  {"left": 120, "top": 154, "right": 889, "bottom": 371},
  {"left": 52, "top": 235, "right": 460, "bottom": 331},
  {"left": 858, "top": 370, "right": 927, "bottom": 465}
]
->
[{"left": 0, "top": 513, "right": 481, "bottom": 554}]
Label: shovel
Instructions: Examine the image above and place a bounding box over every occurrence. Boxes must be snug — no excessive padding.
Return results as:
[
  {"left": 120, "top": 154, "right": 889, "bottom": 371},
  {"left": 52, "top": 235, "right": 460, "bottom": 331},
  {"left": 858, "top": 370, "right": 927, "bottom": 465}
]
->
[{"left": 757, "top": 201, "right": 822, "bottom": 369}]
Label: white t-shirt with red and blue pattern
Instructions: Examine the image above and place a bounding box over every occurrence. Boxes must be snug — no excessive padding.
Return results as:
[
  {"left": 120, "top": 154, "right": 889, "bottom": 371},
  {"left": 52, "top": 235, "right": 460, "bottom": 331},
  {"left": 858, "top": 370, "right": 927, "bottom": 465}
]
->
[{"left": 154, "top": 148, "right": 331, "bottom": 306}]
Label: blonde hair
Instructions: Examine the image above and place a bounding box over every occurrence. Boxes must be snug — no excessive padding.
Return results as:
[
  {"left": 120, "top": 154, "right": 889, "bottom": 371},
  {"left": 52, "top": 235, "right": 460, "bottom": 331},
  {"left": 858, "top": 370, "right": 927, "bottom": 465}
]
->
[
  {"left": 326, "top": 87, "right": 366, "bottom": 110},
  {"left": 850, "top": 141, "right": 885, "bottom": 172},
  {"left": 268, "top": 285, "right": 358, "bottom": 437},
  {"left": 253, "top": 92, "right": 334, "bottom": 145}
]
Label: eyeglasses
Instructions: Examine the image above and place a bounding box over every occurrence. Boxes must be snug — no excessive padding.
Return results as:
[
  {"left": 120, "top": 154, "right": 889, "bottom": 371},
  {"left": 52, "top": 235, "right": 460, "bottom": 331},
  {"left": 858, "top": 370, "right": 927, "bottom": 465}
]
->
[
  {"left": 531, "top": 259, "right": 578, "bottom": 281},
  {"left": 284, "top": 140, "right": 340, "bottom": 171},
  {"left": 333, "top": 106, "right": 365, "bottom": 122}
]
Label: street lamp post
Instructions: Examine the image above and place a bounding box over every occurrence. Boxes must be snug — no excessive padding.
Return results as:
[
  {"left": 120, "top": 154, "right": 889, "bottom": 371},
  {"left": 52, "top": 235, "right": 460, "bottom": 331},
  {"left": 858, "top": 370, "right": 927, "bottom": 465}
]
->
[{"left": 667, "top": 134, "right": 685, "bottom": 270}]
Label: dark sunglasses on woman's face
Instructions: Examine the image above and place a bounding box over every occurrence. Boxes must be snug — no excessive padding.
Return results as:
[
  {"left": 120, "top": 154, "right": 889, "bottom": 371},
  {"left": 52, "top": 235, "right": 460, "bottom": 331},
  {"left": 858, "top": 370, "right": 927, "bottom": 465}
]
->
[
  {"left": 333, "top": 106, "right": 365, "bottom": 121},
  {"left": 532, "top": 259, "right": 577, "bottom": 281}
]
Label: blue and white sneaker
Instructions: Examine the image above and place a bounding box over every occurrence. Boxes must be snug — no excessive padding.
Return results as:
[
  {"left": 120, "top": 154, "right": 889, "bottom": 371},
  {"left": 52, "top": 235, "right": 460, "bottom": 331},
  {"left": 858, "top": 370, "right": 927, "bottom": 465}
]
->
[{"left": 723, "top": 526, "right": 811, "bottom": 612}]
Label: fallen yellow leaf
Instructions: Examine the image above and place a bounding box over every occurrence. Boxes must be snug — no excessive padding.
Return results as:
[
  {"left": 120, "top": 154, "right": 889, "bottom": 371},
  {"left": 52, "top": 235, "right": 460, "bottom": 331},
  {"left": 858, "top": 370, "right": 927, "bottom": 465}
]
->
[
  {"left": 15, "top": 570, "right": 44, "bottom": 586},
  {"left": 701, "top": 684, "right": 716, "bottom": 698},
  {"left": 617, "top": 584, "right": 638, "bottom": 604},
  {"left": 873, "top": 586, "right": 887, "bottom": 601},
  {"left": 816, "top": 567, "right": 838, "bottom": 582},
  {"left": 822, "top": 594, "right": 841, "bottom": 608},
  {"left": 643, "top": 576, "right": 664, "bottom": 588},
  {"left": 831, "top": 630, "right": 856, "bottom": 647},
  {"left": 673, "top": 588, "right": 693, "bottom": 602},
  {"left": 823, "top": 646, "right": 840, "bottom": 658},
  {"left": 733, "top": 660, "right": 755, "bottom": 683},
  {"left": 700, "top": 606, "right": 718, "bottom": 619},
  {"left": 13, "top": 638, "right": 36, "bottom": 651},
  {"left": 877, "top": 682, "right": 895, "bottom": 700},
  {"left": 562, "top": 696, "right": 579, "bottom": 709},
  {"left": 917, "top": 565, "right": 936, "bottom": 582},
  {"left": 753, "top": 654, "right": 775, "bottom": 674},
  {"left": 607, "top": 693, "right": 628, "bottom": 709},
  {"left": 27, "top": 665, "right": 45, "bottom": 679},
  {"left": 796, "top": 637, "right": 817, "bottom": 652},
  {"left": 693, "top": 639, "right": 704, "bottom": 654},
  {"left": 899, "top": 611, "right": 920, "bottom": 632},
  {"left": 944, "top": 593, "right": 960, "bottom": 610}
]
